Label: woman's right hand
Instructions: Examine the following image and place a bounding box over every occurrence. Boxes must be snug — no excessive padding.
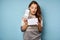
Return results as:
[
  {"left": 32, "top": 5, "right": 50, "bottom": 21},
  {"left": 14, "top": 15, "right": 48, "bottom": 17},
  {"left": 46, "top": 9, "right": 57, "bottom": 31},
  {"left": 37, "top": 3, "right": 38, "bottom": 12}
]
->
[
  {"left": 21, "top": 18, "right": 28, "bottom": 32},
  {"left": 22, "top": 18, "right": 28, "bottom": 25}
]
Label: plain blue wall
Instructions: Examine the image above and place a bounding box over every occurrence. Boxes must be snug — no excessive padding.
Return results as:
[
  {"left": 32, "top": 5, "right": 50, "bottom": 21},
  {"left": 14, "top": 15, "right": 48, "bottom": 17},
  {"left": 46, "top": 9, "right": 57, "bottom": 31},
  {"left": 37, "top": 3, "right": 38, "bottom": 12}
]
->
[{"left": 0, "top": 0, "right": 60, "bottom": 40}]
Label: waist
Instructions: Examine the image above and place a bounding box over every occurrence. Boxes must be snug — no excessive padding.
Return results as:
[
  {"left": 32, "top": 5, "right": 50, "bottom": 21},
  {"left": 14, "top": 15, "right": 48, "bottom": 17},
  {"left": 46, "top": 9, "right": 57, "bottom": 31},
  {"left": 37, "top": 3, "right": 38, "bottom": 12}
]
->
[{"left": 26, "top": 25, "right": 38, "bottom": 31}]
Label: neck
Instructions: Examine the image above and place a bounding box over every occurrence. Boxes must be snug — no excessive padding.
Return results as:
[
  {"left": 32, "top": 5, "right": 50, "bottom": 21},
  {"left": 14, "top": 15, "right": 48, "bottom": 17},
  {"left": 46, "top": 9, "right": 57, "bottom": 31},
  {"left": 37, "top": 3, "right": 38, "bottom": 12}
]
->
[
  {"left": 29, "top": 13, "right": 36, "bottom": 18},
  {"left": 30, "top": 13, "right": 35, "bottom": 16}
]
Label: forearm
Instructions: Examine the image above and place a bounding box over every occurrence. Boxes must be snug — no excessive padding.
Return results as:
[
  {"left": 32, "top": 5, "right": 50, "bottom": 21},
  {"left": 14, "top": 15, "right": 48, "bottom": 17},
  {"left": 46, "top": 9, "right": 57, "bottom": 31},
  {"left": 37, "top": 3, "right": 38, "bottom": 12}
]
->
[
  {"left": 22, "top": 24, "right": 28, "bottom": 31},
  {"left": 38, "top": 24, "right": 42, "bottom": 32}
]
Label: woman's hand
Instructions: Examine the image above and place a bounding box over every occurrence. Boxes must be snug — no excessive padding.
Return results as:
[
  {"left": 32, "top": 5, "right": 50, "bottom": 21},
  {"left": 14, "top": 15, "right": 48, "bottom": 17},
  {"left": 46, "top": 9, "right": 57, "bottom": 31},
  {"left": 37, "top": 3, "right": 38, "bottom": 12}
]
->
[
  {"left": 22, "top": 18, "right": 28, "bottom": 25},
  {"left": 21, "top": 18, "right": 28, "bottom": 31},
  {"left": 37, "top": 22, "right": 42, "bottom": 32}
]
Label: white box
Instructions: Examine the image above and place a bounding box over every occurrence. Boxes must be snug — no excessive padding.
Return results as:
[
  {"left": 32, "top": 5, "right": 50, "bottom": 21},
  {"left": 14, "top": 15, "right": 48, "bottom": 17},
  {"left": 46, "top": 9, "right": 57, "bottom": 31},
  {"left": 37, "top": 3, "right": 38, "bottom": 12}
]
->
[{"left": 28, "top": 18, "right": 38, "bottom": 25}]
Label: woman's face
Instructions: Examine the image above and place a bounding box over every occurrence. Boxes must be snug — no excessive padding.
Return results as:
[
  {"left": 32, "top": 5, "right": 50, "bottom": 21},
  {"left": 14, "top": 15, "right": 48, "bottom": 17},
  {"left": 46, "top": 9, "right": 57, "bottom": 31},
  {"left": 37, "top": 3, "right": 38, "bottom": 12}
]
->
[{"left": 29, "top": 3, "right": 37, "bottom": 15}]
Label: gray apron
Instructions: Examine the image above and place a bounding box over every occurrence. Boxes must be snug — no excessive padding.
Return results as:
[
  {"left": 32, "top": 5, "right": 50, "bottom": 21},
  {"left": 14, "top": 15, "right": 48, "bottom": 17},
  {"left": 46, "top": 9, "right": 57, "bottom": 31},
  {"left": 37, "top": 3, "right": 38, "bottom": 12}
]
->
[{"left": 23, "top": 15, "right": 41, "bottom": 40}]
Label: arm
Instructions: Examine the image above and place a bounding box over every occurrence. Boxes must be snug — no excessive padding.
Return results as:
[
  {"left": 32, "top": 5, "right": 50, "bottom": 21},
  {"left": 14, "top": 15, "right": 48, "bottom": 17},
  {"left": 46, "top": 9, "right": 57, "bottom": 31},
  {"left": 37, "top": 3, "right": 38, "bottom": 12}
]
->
[
  {"left": 21, "top": 18, "right": 28, "bottom": 31},
  {"left": 21, "top": 23, "right": 28, "bottom": 31},
  {"left": 38, "top": 22, "right": 42, "bottom": 32}
]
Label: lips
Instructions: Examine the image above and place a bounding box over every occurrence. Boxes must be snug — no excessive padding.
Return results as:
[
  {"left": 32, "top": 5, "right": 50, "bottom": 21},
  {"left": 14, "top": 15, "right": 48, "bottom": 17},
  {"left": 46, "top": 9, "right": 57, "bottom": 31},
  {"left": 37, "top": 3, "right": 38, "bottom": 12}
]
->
[{"left": 33, "top": 11, "right": 35, "bottom": 13}]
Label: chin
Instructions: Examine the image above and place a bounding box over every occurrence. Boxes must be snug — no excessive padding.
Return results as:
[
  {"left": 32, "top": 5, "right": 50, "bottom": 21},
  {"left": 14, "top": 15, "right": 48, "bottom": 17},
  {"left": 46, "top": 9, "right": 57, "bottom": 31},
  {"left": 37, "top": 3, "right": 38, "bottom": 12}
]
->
[
  {"left": 32, "top": 13, "right": 35, "bottom": 15},
  {"left": 32, "top": 12, "right": 35, "bottom": 14}
]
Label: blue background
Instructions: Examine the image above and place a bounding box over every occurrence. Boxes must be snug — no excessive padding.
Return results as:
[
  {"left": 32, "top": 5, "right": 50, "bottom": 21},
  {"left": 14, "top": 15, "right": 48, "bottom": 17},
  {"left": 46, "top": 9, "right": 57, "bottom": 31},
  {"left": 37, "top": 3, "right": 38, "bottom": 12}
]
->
[{"left": 0, "top": 0, "right": 60, "bottom": 40}]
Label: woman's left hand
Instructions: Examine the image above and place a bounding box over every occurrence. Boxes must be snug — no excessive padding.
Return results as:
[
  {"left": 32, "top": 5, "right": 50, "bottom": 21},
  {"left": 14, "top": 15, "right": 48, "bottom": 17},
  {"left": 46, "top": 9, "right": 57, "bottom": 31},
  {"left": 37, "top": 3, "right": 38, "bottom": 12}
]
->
[{"left": 37, "top": 22, "right": 42, "bottom": 32}]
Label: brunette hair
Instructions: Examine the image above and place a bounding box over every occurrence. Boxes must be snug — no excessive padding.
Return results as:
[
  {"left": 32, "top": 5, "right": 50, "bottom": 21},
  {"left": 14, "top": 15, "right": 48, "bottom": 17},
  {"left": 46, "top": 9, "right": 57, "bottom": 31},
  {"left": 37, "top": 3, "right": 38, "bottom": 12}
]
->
[{"left": 28, "top": 1, "right": 42, "bottom": 23}]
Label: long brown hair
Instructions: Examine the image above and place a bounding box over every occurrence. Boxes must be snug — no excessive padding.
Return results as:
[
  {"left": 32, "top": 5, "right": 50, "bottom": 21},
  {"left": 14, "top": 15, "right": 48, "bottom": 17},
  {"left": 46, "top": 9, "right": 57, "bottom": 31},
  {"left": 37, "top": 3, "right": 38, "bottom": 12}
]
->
[{"left": 28, "top": 1, "right": 42, "bottom": 23}]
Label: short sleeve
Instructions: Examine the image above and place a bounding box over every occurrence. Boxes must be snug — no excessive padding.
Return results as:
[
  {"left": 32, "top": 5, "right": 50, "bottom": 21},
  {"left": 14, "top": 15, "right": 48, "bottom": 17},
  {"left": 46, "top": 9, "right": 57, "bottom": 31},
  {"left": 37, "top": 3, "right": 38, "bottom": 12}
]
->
[
  {"left": 21, "top": 18, "right": 25, "bottom": 26},
  {"left": 41, "top": 20, "right": 43, "bottom": 27},
  {"left": 21, "top": 18, "right": 26, "bottom": 32}
]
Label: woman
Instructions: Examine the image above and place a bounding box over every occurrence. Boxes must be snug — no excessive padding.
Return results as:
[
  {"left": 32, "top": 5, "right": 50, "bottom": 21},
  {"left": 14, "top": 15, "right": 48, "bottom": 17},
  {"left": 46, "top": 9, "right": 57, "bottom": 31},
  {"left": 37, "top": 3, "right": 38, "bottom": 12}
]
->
[{"left": 21, "top": 1, "right": 43, "bottom": 40}]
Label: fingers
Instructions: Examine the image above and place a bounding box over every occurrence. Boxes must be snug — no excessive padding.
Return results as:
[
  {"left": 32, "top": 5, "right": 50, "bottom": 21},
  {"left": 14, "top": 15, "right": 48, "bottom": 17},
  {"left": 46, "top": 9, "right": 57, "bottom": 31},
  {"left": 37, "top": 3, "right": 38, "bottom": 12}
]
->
[
  {"left": 37, "top": 22, "right": 41, "bottom": 26},
  {"left": 22, "top": 18, "right": 28, "bottom": 25},
  {"left": 22, "top": 18, "right": 27, "bottom": 22}
]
